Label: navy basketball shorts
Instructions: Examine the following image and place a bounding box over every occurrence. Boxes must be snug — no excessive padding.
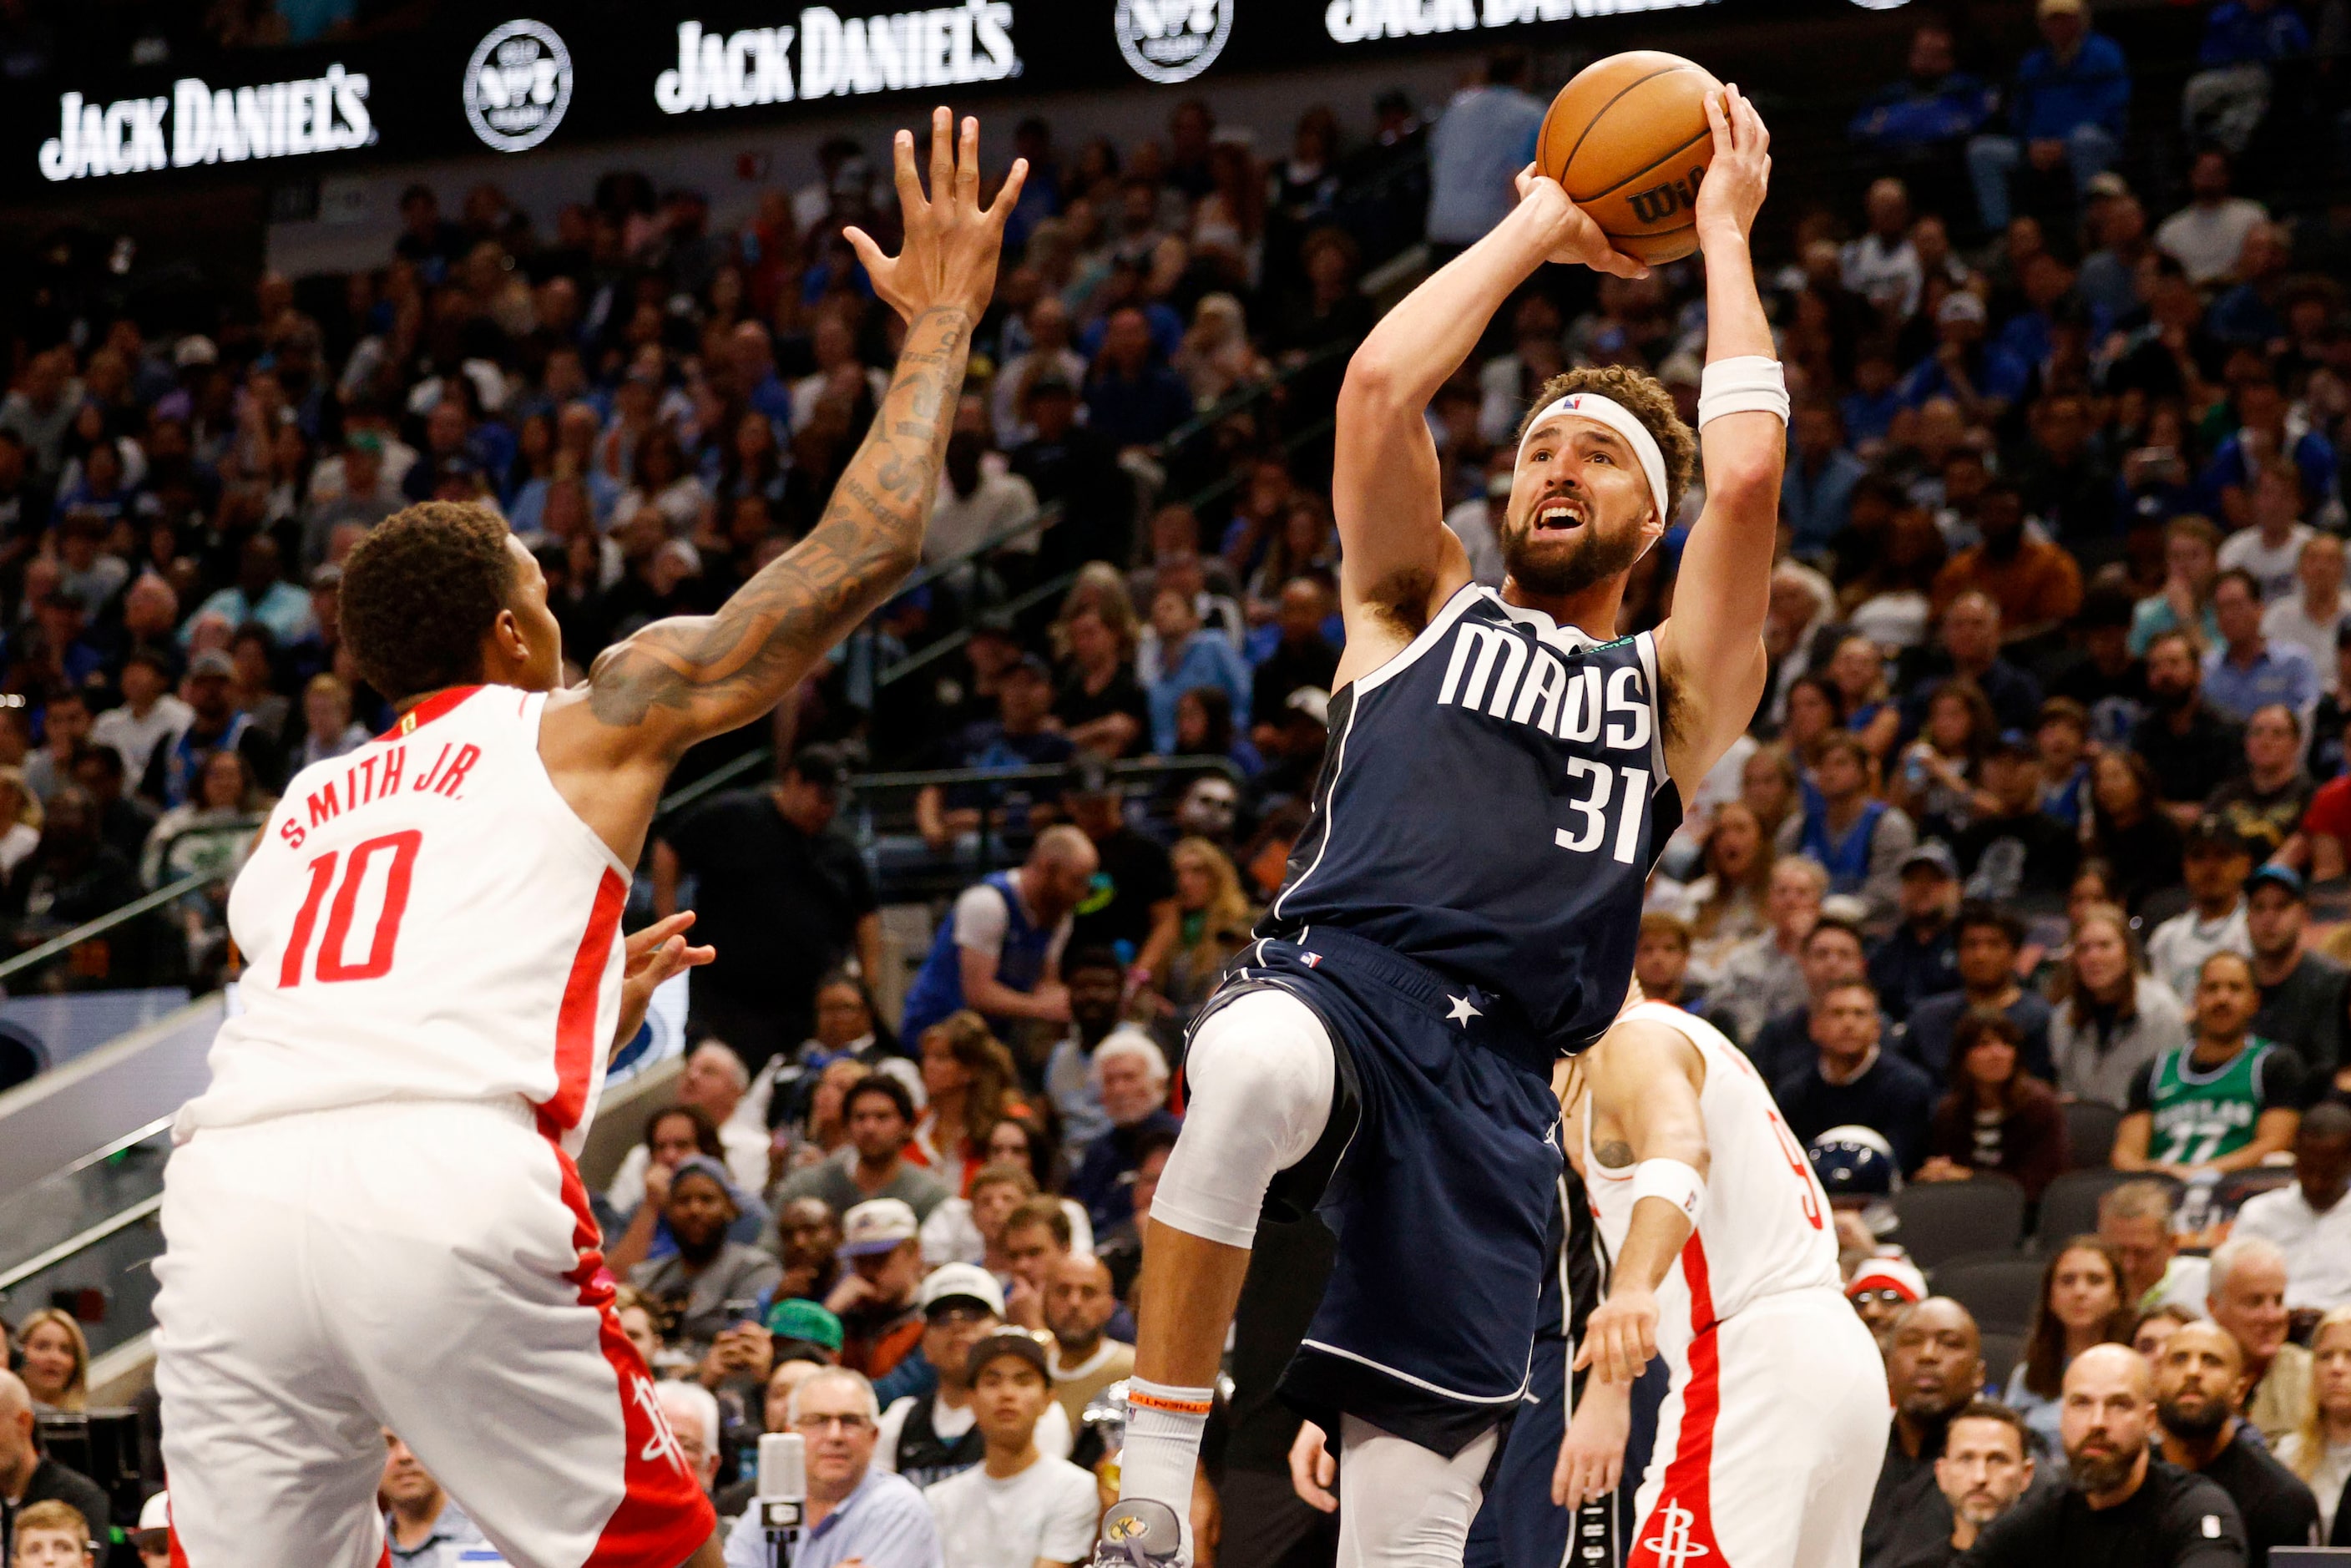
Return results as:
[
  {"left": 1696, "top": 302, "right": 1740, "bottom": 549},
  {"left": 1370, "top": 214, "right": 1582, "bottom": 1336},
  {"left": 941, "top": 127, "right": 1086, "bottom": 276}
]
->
[{"left": 1196, "top": 928, "right": 1565, "bottom": 1458}]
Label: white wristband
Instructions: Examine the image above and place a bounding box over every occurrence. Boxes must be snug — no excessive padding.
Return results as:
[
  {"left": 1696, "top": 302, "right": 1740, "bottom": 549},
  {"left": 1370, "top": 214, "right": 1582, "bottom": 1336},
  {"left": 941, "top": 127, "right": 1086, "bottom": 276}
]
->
[
  {"left": 1696, "top": 355, "right": 1788, "bottom": 430},
  {"left": 1630, "top": 1157, "right": 1707, "bottom": 1226}
]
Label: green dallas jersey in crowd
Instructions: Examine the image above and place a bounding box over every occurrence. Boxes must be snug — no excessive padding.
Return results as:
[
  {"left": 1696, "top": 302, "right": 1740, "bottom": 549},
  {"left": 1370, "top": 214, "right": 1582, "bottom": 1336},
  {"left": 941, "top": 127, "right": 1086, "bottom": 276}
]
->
[{"left": 2137, "top": 1037, "right": 2304, "bottom": 1166}]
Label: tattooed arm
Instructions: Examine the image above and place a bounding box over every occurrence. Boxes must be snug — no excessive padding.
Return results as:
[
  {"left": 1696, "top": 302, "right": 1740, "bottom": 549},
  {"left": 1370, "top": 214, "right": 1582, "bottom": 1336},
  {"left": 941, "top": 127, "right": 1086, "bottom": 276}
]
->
[{"left": 538, "top": 108, "right": 1025, "bottom": 862}]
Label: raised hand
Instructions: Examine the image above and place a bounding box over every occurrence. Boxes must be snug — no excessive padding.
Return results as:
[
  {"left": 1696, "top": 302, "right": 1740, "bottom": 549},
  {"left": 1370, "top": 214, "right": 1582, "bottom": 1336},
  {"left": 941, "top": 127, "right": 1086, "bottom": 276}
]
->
[
  {"left": 846, "top": 106, "right": 1028, "bottom": 326},
  {"left": 611, "top": 910, "right": 712, "bottom": 1055},
  {"left": 1512, "top": 164, "right": 1648, "bottom": 279},
  {"left": 1693, "top": 83, "right": 1772, "bottom": 248}
]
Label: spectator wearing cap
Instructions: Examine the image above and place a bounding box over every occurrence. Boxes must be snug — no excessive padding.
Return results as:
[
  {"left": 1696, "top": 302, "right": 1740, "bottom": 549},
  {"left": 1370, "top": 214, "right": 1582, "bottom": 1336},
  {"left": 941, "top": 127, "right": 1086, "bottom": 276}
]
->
[
  {"left": 1006, "top": 372, "right": 1132, "bottom": 584},
  {"left": 2116, "top": 950, "right": 2304, "bottom": 1178},
  {"left": 145, "top": 648, "right": 278, "bottom": 808},
  {"left": 1750, "top": 913, "right": 1881, "bottom": 1085},
  {"left": 1871, "top": 842, "right": 1964, "bottom": 1021},
  {"left": 721, "top": 1365, "right": 943, "bottom": 1568},
  {"left": 899, "top": 827, "right": 1096, "bottom": 1044},
  {"left": 627, "top": 1154, "right": 782, "bottom": 1355},
  {"left": 1068, "top": 1029, "right": 1181, "bottom": 1234},
  {"left": 913, "top": 653, "right": 1077, "bottom": 854},
  {"left": 826, "top": 1198, "right": 933, "bottom": 1382},
  {"left": 1060, "top": 759, "right": 1178, "bottom": 986},
  {"left": 1778, "top": 977, "right": 1938, "bottom": 1172},
  {"left": 2261, "top": 536, "right": 2349, "bottom": 686},
  {"left": 299, "top": 429, "right": 402, "bottom": 569},
  {"left": 766, "top": 1297, "right": 847, "bottom": 1369},
  {"left": 923, "top": 1331, "right": 1103, "bottom": 1568},
  {"left": 2245, "top": 865, "right": 2349, "bottom": 1090},
  {"left": 382, "top": 1430, "right": 489, "bottom": 1566},
  {"left": 778, "top": 1079, "right": 949, "bottom": 1226},
  {"left": 1953, "top": 731, "right": 2078, "bottom": 905},
  {"left": 1848, "top": 1254, "right": 1929, "bottom": 1354},
  {"left": 1863, "top": 1298, "right": 1986, "bottom": 1568},
  {"left": 132, "top": 1491, "right": 170, "bottom": 1567},
  {"left": 2205, "top": 570, "right": 2319, "bottom": 726},
  {"left": 1897, "top": 291, "right": 2029, "bottom": 427},
  {"left": 1964, "top": 0, "right": 2130, "bottom": 234},
  {"left": 651, "top": 744, "right": 879, "bottom": 1068},
  {"left": 1145, "top": 587, "right": 1253, "bottom": 758},
  {"left": 875, "top": 1263, "right": 1072, "bottom": 1490},
  {"left": 2146, "top": 821, "right": 2256, "bottom": 1003},
  {"left": 2209, "top": 706, "right": 2315, "bottom": 866},
  {"left": 2232, "top": 1105, "right": 2351, "bottom": 1311},
  {"left": 1929, "top": 481, "right": 2083, "bottom": 644},
  {"left": 1906, "top": 903, "right": 2055, "bottom": 1079}
]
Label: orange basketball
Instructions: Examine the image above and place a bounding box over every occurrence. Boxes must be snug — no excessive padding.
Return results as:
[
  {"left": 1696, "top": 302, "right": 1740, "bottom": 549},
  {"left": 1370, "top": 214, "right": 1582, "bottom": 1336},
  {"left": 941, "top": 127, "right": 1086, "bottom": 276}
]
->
[{"left": 1536, "top": 51, "right": 1725, "bottom": 266}]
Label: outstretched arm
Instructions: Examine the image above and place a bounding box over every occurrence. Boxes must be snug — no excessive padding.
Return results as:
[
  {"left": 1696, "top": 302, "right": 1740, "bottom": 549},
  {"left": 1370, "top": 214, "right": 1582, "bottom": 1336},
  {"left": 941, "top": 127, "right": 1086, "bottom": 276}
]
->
[
  {"left": 1656, "top": 86, "right": 1783, "bottom": 796},
  {"left": 1331, "top": 171, "right": 1644, "bottom": 645}
]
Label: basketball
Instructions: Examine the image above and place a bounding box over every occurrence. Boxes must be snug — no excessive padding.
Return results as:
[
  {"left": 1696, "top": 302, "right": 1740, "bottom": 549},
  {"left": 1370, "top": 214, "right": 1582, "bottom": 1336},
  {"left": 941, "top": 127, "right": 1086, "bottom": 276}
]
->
[{"left": 1536, "top": 51, "right": 1726, "bottom": 266}]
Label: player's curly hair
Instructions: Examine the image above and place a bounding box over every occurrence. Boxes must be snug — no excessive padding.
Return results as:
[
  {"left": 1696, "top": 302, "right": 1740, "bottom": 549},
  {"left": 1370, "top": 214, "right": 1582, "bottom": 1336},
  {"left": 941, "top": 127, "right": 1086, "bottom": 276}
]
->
[
  {"left": 340, "top": 501, "right": 517, "bottom": 706},
  {"left": 1515, "top": 365, "right": 1699, "bottom": 521}
]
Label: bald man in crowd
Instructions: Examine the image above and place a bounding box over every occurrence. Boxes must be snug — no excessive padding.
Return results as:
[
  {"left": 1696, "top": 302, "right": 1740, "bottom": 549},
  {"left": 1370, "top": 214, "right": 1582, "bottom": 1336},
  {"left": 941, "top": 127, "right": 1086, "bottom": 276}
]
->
[
  {"left": 2153, "top": 1321, "right": 2318, "bottom": 1565},
  {"left": 0, "top": 1369, "right": 112, "bottom": 1549},
  {"left": 900, "top": 826, "right": 1098, "bottom": 1041}
]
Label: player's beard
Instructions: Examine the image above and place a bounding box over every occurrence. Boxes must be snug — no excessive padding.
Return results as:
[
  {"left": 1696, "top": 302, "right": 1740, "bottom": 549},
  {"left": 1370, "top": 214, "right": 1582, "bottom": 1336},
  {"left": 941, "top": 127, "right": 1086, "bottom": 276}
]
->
[{"left": 1501, "top": 510, "right": 1647, "bottom": 599}]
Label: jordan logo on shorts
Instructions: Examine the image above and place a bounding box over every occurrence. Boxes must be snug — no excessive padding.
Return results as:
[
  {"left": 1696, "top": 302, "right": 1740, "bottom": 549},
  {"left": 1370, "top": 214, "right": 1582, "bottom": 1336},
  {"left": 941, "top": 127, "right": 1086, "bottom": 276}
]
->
[
  {"left": 1641, "top": 1502, "right": 1709, "bottom": 1568},
  {"left": 631, "top": 1375, "right": 692, "bottom": 1476}
]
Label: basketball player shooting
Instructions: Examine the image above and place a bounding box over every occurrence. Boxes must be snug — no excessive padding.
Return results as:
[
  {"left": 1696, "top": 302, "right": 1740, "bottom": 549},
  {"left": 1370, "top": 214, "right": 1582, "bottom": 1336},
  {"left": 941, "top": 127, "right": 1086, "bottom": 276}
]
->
[
  {"left": 1096, "top": 85, "right": 1783, "bottom": 1568},
  {"left": 1557, "top": 996, "right": 1888, "bottom": 1568},
  {"left": 149, "top": 109, "right": 1023, "bottom": 1568}
]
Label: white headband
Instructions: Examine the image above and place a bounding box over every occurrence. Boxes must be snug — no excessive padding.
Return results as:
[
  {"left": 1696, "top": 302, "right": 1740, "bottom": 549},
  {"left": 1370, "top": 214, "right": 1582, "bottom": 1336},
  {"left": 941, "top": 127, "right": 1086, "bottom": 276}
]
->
[{"left": 1517, "top": 392, "right": 1669, "bottom": 523}]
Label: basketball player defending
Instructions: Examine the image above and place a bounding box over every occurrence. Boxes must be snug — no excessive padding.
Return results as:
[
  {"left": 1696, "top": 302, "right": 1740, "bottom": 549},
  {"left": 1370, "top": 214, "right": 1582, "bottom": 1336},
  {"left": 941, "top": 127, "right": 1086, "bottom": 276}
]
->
[
  {"left": 1096, "top": 87, "right": 1782, "bottom": 1568},
  {"left": 1556, "top": 997, "right": 1888, "bottom": 1567},
  {"left": 151, "top": 110, "right": 1023, "bottom": 1568}
]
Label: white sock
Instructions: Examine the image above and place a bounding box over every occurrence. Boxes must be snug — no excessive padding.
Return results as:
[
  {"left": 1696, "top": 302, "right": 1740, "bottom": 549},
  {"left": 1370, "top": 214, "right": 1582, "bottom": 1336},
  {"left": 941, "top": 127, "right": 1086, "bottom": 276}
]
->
[{"left": 1118, "top": 1377, "right": 1215, "bottom": 1515}]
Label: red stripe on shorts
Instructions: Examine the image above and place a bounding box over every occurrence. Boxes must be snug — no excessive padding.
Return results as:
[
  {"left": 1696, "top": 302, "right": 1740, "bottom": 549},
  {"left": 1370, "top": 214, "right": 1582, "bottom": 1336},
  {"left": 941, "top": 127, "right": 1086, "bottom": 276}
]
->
[
  {"left": 535, "top": 867, "right": 626, "bottom": 1138},
  {"left": 1629, "top": 1232, "right": 1728, "bottom": 1568}
]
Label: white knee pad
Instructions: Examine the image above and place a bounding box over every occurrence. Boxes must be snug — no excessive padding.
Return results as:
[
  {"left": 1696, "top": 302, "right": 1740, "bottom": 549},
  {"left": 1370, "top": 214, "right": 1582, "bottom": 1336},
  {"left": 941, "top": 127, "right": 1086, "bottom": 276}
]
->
[
  {"left": 1335, "top": 1415, "right": 1499, "bottom": 1568},
  {"left": 1151, "top": 988, "right": 1337, "bottom": 1248}
]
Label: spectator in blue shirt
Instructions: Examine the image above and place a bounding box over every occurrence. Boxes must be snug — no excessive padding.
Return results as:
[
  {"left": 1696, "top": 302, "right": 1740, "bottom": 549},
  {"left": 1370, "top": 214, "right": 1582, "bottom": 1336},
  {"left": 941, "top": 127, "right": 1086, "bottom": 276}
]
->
[
  {"left": 1084, "top": 307, "right": 1192, "bottom": 450},
  {"left": 1850, "top": 23, "right": 1999, "bottom": 155},
  {"left": 2203, "top": 567, "right": 2319, "bottom": 722},
  {"left": 1425, "top": 48, "right": 1546, "bottom": 258},
  {"left": 2186, "top": 0, "right": 2312, "bottom": 154},
  {"left": 1898, "top": 292, "right": 2030, "bottom": 424},
  {"left": 1784, "top": 402, "right": 1868, "bottom": 558},
  {"left": 1145, "top": 588, "right": 1252, "bottom": 756},
  {"left": 2202, "top": 378, "right": 2337, "bottom": 528},
  {"left": 2207, "top": 220, "right": 2292, "bottom": 348},
  {"left": 1967, "top": 0, "right": 2131, "bottom": 233},
  {"left": 186, "top": 536, "right": 315, "bottom": 649},
  {"left": 723, "top": 1366, "right": 944, "bottom": 1568}
]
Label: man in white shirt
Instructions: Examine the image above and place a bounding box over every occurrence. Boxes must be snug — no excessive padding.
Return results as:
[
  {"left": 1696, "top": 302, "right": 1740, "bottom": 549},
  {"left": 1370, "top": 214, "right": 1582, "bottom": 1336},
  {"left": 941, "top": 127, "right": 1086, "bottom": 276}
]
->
[
  {"left": 1841, "top": 177, "right": 1924, "bottom": 322},
  {"left": 2231, "top": 1103, "right": 2351, "bottom": 1310},
  {"left": 875, "top": 1265, "right": 1071, "bottom": 1488},
  {"left": 90, "top": 648, "right": 190, "bottom": 784},
  {"left": 2219, "top": 468, "right": 2316, "bottom": 604},
  {"left": 925, "top": 429, "right": 1043, "bottom": 567},
  {"left": 923, "top": 1331, "right": 1100, "bottom": 1568},
  {"left": 2262, "top": 533, "right": 2348, "bottom": 679},
  {"left": 604, "top": 1043, "right": 769, "bottom": 1211},
  {"left": 2145, "top": 821, "right": 2254, "bottom": 1001},
  {"left": 2154, "top": 149, "right": 2268, "bottom": 286}
]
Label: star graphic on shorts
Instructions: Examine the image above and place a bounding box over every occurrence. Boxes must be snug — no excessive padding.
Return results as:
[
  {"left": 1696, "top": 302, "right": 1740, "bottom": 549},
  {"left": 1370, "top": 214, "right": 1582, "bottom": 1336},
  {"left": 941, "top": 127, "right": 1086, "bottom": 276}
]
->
[{"left": 1447, "top": 994, "right": 1481, "bottom": 1027}]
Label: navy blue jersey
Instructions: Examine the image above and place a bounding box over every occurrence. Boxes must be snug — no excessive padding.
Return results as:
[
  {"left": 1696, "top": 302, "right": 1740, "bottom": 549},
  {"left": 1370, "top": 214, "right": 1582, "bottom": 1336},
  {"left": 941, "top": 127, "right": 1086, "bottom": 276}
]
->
[{"left": 1266, "top": 584, "right": 1681, "bottom": 1053}]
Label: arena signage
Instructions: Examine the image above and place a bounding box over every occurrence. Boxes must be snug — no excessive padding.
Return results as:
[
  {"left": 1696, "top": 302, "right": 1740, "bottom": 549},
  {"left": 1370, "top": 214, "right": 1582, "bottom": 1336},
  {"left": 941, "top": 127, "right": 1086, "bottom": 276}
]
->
[
  {"left": 37, "top": 63, "right": 372, "bottom": 182},
  {"left": 1323, "top": 0, "right": 1715, "bottom": 45},
  {"left": 653, "top": 1, "right": 1018, "bottom": 117}
]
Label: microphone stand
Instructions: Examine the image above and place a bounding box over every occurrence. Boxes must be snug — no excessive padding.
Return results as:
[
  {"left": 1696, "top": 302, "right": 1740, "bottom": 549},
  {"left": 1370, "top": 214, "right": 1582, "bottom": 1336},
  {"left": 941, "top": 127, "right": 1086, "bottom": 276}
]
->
[{"left": 754, "top": 1432, "right": 806, "bottom": 1568}]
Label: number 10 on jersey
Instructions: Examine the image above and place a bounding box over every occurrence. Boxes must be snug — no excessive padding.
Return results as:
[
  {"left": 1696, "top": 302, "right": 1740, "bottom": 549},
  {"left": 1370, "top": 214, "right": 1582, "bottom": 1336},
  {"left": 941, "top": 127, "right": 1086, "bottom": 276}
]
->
[
  {"left": 1556, "top": 761, "right": 1650, "bottom": 864},
  {"left": 279, "top": 830, "right": 422, "bottom": 986}
]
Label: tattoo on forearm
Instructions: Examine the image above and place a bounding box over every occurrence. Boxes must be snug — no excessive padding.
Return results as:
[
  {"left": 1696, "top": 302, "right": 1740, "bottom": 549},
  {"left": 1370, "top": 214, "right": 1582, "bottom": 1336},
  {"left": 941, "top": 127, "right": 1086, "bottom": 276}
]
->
[{"left": 585, "top": 306, "right": 973, "bottom": 732}]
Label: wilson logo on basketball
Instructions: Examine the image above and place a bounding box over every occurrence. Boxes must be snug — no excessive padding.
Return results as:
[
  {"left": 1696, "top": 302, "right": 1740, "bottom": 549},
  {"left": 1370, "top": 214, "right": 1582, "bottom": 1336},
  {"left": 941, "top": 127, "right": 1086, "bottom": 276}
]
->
[{"left": 1626, "top": 164, "right": 1705, "bottom": 225}]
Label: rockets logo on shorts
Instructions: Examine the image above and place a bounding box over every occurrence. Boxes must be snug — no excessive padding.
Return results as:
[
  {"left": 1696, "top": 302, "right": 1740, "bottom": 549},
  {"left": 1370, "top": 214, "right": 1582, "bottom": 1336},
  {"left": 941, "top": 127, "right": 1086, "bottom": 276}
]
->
[
  {"left": 631, "top": 1376, "right": 693, "bottom": 1477},
  {"left": 1641, "top": 1501, "right": 1709, "bottom": 1567}
]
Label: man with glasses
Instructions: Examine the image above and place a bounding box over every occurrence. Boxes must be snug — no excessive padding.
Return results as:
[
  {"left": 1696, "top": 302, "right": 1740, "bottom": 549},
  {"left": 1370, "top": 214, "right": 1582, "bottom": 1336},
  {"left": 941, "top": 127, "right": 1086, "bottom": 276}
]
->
[
  {"left": 720, "top": 1366, "right": 942, "bottom": 1568},
  {"left": 874, "top": 1264, "right": 1072, "bottom": 1490}
]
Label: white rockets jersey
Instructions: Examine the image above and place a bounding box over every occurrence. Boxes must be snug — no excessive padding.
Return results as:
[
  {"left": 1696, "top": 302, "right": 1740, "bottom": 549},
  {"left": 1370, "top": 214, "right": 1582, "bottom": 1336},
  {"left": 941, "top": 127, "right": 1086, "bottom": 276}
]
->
[
  {"left": 175, "top": 685, "right": 631, "bottom": 1155},
  {"left": 1585, "top": 1002, "right": 1842, "bottom": 1358}
]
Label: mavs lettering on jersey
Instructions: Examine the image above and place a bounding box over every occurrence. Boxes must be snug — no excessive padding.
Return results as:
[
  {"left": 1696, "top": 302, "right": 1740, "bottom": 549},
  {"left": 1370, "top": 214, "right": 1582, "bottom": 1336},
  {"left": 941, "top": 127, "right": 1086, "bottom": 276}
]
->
[{"left": 1267, "top": 585, "right": 1680, "bottom": 1051}]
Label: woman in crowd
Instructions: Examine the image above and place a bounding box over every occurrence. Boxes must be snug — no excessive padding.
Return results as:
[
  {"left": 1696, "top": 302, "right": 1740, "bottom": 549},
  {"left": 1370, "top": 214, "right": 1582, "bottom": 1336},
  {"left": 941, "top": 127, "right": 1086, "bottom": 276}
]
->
[
  {"left": 1740, "top": 744, "right": 1802, "bottom": 845},
  {"left": 1175, "top": 292, "right": 1269, "bottom": 409},
  {"left": 1054, "top": 596, "right": 1149, "bottom": 760},
  {"left": 2002, "top": 1238, "right": 2136, "bottom": 1450},
  {"left": 612, "top": 424, "right": 713, "bottom": 539},
  {"left": 293, "top": 674, "right": 369, "bottom": 771},
  {"left": 1170, "top": 685, "right": 1262, "bottom": 776},
  {"left": 1824, "top": 634, "right": 1902, "bottom": 762},
  {"left": 1243, "top": 498, "right": 1338, "bottom": 623},
  {"left": 1892, "top": 677, "right": 1995, "bottom": 842},
  {"left": 1779, "top": 674, "right": 1843, "bottom": 766},
  {"left": 1658, "top": 800, "right": 1776, "bottom": 982},
  {"left": 1163, "top": 837, "right": 1256, "bottom": 1026},
  {"left": 980, "top": 1110, "right": 1065, "bottom": 1201},
  {"left": 1917, "top": 1014, "right": 2069, "bottom": 1199},
  {"left": 911, "top": 1010, "right": 1026, "bottom": 1194},
  {"left": 776, "top": 1056, "right": 872, "bottom": 1181},
  {"left": 16, "top": 1308, "right": 88, "bottom": 1414},
  {"left": 919, "top": 1158, "right": 1040, "bottom": 1268},
  {"left": 2280, "top": 1307, "right": 2351, "bottom": 1540},
  {"left": 2085, "top": 750, "right": 2186, "bottom": 913},
  {"left": 145, "top": 747, "right": 273, "bottom": 974},
  {"left": 229, "top": 626, "right": 290, "bottom": 744},
  {"left": 714, "top": 408, "right": 789, "bottom": 516},
  {"left": 503, "top": 410, "right": 555, "bottom": 514},
  {"left": 611, "top": 1283, "right": 666, "bottom": 1375},
  {"left": 2048, "top": 902, "right": 2192, "bottom": 1109}
]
